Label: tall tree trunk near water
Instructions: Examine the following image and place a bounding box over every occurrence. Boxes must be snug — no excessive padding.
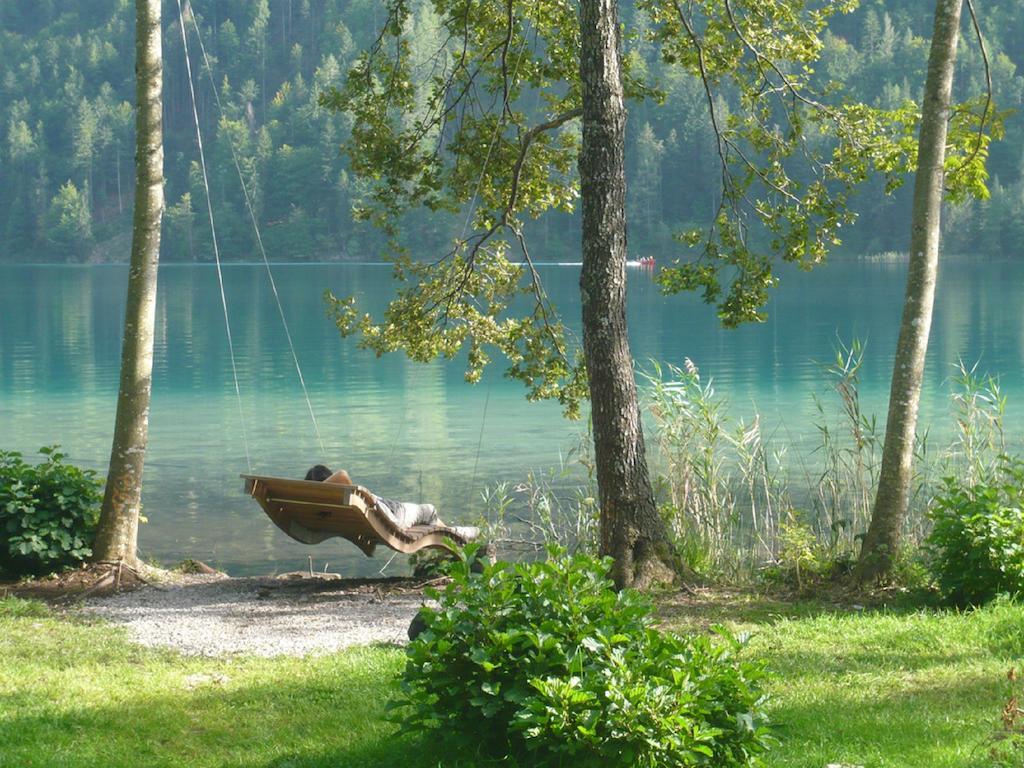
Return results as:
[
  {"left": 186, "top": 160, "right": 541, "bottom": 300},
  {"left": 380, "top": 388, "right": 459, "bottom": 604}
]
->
[
  {"left": 579, "top": 0, "right": 676, "bottom": 590},
  {"left": 856, "top": 0, "right": 963, "bottom": 582},
  {"left": 93, "top": 0, "right": 164, "bottom": 567}
]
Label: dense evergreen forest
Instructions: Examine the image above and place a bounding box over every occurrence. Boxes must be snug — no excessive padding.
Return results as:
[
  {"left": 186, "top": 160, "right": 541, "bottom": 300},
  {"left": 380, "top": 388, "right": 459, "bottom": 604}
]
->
[{"left": 1, "top": 0, "right": 1021, "bottom": 263}]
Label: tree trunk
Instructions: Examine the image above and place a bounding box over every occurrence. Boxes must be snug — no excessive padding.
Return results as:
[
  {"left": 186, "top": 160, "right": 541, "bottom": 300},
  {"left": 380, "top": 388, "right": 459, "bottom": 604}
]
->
[
  {"left": 856, "top": 0, "right": 963, "bottom": 582},
  {"left": 93, "top": 0, "right": 164, "bottom": 567},
  {"left": 116, "top": 147, "right": 123, "bottom": 215},
  {"left": 579, "top": 0, "right": 676, "bottom": 590}
]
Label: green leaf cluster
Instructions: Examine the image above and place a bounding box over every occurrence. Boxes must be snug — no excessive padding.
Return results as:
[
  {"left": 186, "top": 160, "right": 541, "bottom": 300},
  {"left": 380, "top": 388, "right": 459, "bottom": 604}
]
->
[
  {"left": 320, "top": 0, "right": 592, "bottom": 414},
  {"left": 321, "top": 0, "right": 1006, "bottom": 410},
  {"left": 925, "top": 456, "right": 1024, "bottom": 606},
  {"left": 325, "top": 248, "right": 588, "bottom": 416},
  {"left": 0, "top": 447, "right": 102, "bottom": 577},
  {"left": 320, "top": 0, "right": 582, "bottom": 233},
  {"left": 396, "top": 545, "right": 772, "bottom": 766},
  {"left": 648, "top": 0, "right": 1000, "bottom": 326}
]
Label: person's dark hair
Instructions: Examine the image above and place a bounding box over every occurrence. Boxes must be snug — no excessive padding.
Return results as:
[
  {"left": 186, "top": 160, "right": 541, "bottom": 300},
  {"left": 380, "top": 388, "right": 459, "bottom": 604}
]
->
[{"left": 305, "top": 464, "right": 333, "bottom": 482}]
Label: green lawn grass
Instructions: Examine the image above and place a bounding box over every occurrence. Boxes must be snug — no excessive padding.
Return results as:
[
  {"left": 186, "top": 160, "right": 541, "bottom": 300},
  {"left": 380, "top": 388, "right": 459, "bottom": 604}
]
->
[
  {"left": 1, "top": 594, "right": 1021, "bottom": 767},
  {"left": 751, "top": 607, "right": 1019, "bottom": 767}
]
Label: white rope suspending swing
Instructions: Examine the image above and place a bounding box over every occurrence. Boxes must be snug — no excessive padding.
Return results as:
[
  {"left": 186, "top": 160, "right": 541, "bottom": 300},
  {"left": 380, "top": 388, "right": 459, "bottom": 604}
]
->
[
  {"left": 175, "top": 0, "right": 327, "bottom": 464},
  {"left": 175, "top": 0, "right": 547, "bottom": 501},
  {"left": 175, "top": 0, "right": 252, "bottom": 472}
]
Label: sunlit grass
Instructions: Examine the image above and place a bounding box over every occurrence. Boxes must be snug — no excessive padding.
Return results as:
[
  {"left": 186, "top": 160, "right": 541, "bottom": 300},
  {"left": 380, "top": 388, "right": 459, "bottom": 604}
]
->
[
  {"left": 661, "top": 593, "right": 1023, "bottom": 767},
  {"left": 760, "top": 610, "right": 1015, "bottom": 767},
  {"left": 0, "top": 596, "right": 413, "bottom": 768},
  {"left": 1, "top": 594, "right": 1021, "bottom": 767}
]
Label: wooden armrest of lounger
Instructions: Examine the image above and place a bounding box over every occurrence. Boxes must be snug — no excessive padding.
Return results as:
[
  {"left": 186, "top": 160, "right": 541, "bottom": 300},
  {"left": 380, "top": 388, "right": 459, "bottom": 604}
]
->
[{"left": 241, "top": 474, "right": 472, "bottom": 557}]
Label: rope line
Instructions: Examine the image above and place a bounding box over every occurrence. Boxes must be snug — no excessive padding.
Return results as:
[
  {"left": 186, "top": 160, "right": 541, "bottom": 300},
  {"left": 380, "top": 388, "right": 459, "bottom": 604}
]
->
[
  {"left": 387, "top": 406, "right": 407, "bottom": 466},
  {"left": 175, "top": 0, "right": 252, "bottom": 472},
  {"left": 186, "top": 2, "right": 327, "bottom": 459},
  {"left": 177, "top": 1, "right": 539, "bottom": 476},
  {"left": 469, "top": 383, "right": 491, "bottom": 495}
]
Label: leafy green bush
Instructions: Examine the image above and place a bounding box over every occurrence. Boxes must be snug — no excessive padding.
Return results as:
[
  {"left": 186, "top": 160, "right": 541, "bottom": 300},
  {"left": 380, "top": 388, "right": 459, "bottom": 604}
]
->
[
  {"left": 0, "top": 447, "right": 102, "bottom": 576},
  {"left": 926, "top": 458, "right": 1024, "bottom": 606},
  {"left": 397, "top": 546, "right": 772, "bottom": 767}
]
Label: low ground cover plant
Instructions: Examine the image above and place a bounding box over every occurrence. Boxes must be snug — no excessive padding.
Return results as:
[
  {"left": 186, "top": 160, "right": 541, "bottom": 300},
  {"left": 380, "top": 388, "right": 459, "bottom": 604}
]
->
[
  {"left": 397, "top": 545, "right": 771, "bottom": 767},
  {"left": 0, "top": 447, "right": 102, "bottom": 576},
  {"left": 926, "top": 457, "right": 1024, "bottom": 606}
]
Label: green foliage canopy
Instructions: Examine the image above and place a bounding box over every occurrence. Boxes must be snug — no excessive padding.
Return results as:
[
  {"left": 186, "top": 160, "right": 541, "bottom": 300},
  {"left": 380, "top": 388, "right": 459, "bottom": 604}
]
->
[
  {"left": 321, "top": 0, "right": 1001, "bottom": 415},
  {"left": 926, "top": 457, "right": 1024, "bottom": 606}
]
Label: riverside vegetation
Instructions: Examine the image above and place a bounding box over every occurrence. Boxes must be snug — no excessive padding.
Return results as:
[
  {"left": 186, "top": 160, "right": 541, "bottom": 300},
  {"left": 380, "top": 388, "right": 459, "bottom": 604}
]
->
[
  {"left": 7, "top": 342, "right": 1011, "bottom": 590},
  {"left": 4, "top": 355, "right": 1024, "bottom": 766},
  {"left": 483, "top": 346, "right": 1013, "bottom": 596},
  {"left": 394, "top": 355, "right": 1024, "bottom": 763},
  {"left": 0, "top": 447, "right": 102, "bottom": 577}
]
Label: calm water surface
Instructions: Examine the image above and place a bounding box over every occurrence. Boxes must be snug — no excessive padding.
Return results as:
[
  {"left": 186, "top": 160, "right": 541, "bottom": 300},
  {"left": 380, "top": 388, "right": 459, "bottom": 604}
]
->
[{"left": 1, "top": 260, "right": 1020, "bottom": 574}]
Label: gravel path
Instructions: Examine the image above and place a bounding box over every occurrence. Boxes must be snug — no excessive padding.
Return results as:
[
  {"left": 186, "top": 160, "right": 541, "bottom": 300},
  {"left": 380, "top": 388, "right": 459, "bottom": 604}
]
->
[{"left": 80, "top": 575, "right": 427, "bottom": 657}]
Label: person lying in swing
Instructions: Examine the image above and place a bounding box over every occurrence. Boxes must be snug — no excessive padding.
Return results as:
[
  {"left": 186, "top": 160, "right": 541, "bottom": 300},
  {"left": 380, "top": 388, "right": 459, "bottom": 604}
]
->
[{"left": 304, "top": 464, "right": 478, "bottom": 539}]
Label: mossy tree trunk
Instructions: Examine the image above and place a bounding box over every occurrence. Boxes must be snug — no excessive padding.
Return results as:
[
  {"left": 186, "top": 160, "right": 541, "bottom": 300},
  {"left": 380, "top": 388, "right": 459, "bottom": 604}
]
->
[
  {"left": 579, "top": 0, "right": 676, "bottom": 590},
  {"left": 93, "top": 0, "right": 164, "bottom": 567},
  {"left": 856, "top": 0, "right": 964, "bottom": 582}
]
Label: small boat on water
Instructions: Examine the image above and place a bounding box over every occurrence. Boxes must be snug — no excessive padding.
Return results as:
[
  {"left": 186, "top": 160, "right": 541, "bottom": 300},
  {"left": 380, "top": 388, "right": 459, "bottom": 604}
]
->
[{"left": 627, "top": 256, "right": 657, "bottom": 268}]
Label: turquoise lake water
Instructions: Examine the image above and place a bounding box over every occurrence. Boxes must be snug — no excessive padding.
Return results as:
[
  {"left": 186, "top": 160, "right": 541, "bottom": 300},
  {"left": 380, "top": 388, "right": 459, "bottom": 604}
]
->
[{"left": 1, "top": 260, "right": 1020, "bottom": 574}]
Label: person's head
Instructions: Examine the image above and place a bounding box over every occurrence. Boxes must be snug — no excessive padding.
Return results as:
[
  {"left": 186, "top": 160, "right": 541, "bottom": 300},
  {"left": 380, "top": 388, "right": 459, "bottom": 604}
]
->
[{"left": 305, "top": 464, "right": 333, "bottom": 482}]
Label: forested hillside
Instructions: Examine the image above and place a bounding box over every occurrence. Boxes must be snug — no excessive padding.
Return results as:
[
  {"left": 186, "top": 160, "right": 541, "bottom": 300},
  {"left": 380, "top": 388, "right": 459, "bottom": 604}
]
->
[{"left": 1, "top": 0, "right": 1021, "bottom": 263}]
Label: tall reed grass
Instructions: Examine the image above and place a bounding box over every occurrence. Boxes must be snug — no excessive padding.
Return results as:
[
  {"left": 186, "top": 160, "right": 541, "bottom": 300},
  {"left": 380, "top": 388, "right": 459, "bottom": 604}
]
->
[
  {"left": 481, "top": 344, "right": 1009, "bottom": 582},
  {"left": 642, "top": 347, "right": 1008, "bottom": 579}
]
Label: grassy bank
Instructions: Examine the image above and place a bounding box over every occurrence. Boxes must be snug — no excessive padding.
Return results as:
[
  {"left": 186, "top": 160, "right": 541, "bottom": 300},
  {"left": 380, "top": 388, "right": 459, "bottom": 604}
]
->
[{"left": 1, "top": 595, "right": 1020, "bottom": 767}]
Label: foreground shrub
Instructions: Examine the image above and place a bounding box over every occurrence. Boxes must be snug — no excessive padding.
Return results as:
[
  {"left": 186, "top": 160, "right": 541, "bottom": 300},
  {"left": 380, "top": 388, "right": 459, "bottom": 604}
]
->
[
  {"left": 397, "top": 546, "right": 771, "bottom": 767},
  {"left": 926, "top": 458, "right": 1024, "bottom": 606},
  {"left": 0, "top": 447, "right": 102, "bottom": 576}
]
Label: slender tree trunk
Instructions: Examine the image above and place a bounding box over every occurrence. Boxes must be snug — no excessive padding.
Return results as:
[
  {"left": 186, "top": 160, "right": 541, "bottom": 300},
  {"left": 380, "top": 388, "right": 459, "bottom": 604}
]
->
[
  {"left": 856, "top": 0, "right": 963, "bottom": 582},
  {"left": 579, "top": 0, "right": 676, "bottom": 590},
  {"left": 116, "top": 147, "right": 123, "bottom": 215},
  {"left": 93, "top": 0, "right": 164, "bottom": 567}
]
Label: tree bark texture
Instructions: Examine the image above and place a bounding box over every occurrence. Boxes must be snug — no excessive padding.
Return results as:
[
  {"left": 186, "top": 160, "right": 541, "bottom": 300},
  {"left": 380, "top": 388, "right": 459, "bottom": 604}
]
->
[
  {"left": 579, "top": 0, "right": 675, "bottom": 590},
  {"left": 857, "top": 0, "right": 963, "bottom": 581},
  {"left": 93, "top": 0, "right": 164, "bottom": 566}
]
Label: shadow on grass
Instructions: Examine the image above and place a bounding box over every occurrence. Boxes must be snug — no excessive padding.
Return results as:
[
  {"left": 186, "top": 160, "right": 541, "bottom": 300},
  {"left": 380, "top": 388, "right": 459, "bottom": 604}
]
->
[
  {"left": 763, "top": 637, "right": 981, "bottom": 678},
  {"left": 0, "top": 667, "right": 512, "bottom": 768},
  {"left": 3, "top": 661, "right": 1007, "bottom": 768},
  {"left": 245, "top": 741, "right": 518, "bottom": 768},
  {"left": 655, "top": 585, "right": 929, "bottom": 633}
]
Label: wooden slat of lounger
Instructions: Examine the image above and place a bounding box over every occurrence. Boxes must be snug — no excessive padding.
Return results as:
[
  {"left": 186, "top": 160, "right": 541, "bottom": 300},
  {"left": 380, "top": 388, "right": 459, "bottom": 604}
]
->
[{"left": 241, "top": 474, "right": 470, "bottom": 556}]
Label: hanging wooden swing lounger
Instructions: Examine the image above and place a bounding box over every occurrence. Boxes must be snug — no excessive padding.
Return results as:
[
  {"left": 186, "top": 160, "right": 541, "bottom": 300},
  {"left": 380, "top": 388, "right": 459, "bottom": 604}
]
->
[{"left": 242, "top": 474, "right": 473, "bottom": 556}]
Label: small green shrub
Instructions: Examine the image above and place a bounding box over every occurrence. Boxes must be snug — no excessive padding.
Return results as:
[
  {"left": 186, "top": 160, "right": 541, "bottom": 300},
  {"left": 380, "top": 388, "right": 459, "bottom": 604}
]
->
[
  {"left": 397, "top": 546, "right": 772, "bottom": 767},
  {"left": 758, "top": 514, "right": 859, "bottom": 591},
  {"left": 926, "top": 458, "right": 1024, "bottom": 606},
  {"left": 775, "top": 517, "right": 825, "bottom": 589},
  {"left": 0, "top": 447, "right": 103, "bottom": 577}
]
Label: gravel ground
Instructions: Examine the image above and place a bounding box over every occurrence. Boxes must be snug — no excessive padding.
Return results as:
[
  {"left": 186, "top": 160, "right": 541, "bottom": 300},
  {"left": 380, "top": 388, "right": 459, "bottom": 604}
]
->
[{"left": 79, "top": 574, "right": 428, "bottom": 657}]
